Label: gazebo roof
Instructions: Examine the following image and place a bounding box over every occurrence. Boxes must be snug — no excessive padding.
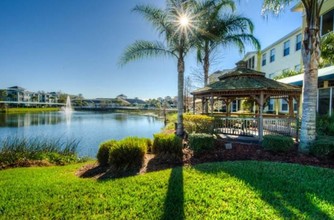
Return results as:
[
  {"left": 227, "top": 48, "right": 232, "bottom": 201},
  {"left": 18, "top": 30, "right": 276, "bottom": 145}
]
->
[{"left": 191, "top": 61, "right": 301, "bottom": 97}]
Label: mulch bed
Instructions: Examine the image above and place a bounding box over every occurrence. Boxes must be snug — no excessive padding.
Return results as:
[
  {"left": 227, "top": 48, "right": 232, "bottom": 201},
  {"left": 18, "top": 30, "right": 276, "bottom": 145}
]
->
[{"left": 77, "top": 139, "right": 334, "bottom": 179}]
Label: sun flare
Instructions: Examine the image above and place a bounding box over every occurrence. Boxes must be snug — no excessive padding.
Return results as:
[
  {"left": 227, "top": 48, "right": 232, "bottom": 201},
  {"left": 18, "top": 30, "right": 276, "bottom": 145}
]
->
[{"left": 179, "top": 15, "right": 189, "bottom": 26}]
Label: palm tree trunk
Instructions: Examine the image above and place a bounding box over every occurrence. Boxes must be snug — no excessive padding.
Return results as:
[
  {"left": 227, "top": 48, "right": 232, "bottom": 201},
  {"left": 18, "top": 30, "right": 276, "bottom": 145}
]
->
[
  {"left": 176, "top": 55, "right": 185, "bottom": 137},
  {"left": 299, "top": 24, "right": 320, "bottom": 153},
  {"left": 203, "top": 41, "right": 210, "bottom": 114}
]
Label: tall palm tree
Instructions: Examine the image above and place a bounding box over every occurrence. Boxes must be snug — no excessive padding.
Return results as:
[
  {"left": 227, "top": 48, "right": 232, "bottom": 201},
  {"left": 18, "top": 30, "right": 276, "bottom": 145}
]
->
[
  {"left": 120, "top": 0, "right": 197, "bottom": 136},
  {"left": 195, "top": 0, "right": 260, "bottom": 87},
  {"left": 262, "top": 0, "right": 325, "bottom": 153}
]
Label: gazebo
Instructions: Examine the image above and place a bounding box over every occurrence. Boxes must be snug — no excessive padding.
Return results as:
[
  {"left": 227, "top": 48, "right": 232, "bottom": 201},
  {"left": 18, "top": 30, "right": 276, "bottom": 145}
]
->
[{"left": 191, "top": 61, "right": 302, "bottom": 141}]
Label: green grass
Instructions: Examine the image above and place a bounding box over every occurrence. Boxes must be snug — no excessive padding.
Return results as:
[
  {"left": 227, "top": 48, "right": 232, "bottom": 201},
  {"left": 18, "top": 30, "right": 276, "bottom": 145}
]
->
[
  {"left": 0, "top": 161, "right": 334, "bottom": 219},
  {"left": 1, "top": 107, "right": 60, "bottom": 114}
]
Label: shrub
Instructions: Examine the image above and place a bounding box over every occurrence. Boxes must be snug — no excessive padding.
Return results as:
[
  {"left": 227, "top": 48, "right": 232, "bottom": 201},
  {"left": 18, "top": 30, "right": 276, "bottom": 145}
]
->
[
  {"left": 183, "top": 114, "right": 214, "bottom": 134},
  {"left": 188, "top": 133, "right": 214, "bottom": 154},
  {"left": 317, "top": 115, "right": 334, "bottom": 136},
  {"left": 262, "top": 135, "right": 294, "bottom": 152},
  {"left": 109, "top": 137, "right": 147, "bottom": 171},
  {"left": 310, "top": 136, "right": 334, "bottom": 158},
  {"left": 152, "top": 133, "right": 183, "bottom": 157},
  {"left": 97, "top": 140, "right": 117, "bottom": 166}
]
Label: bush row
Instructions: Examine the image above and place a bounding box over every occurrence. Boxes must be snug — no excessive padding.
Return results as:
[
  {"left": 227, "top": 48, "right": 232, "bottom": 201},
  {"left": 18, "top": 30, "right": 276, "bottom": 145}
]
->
[
  {"left": 188, "top": 133, "right": 214, "bottom": 154},
  {"left": 310, "top": 136, "right": 334, "bottom": 158},
  {"left": 97, "top": 134, "right": 182, "bottom": 171},
  {"left": 262, "top": 135, "right": 294, "bottom": 152},
  {"left": 97, "top": 137, "right": 150, "bottom": 170},
  {"left": 317, "top": 115, "right": 334, "bottom": 136}
]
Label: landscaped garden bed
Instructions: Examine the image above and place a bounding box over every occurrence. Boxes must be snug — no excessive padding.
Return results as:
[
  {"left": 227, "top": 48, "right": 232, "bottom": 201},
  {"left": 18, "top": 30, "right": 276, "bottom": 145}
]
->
[{"left": 77, "top": 138, "right": 334, "bottom": 180}]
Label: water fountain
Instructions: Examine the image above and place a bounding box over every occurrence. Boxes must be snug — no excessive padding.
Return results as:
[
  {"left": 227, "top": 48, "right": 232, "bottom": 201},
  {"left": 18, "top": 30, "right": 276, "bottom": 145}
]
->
[{"left": 62, "top": 96, "right": 73, "bottom": 113}]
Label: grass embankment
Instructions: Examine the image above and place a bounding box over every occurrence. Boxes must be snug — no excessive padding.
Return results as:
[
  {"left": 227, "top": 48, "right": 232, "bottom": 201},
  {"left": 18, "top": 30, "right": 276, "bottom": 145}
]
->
[
  {"left": 1, "top": 107, "right": 60, "bottom": 114},
  {"left": 0, "top": 161, "right": 333, "bottom": 219}
]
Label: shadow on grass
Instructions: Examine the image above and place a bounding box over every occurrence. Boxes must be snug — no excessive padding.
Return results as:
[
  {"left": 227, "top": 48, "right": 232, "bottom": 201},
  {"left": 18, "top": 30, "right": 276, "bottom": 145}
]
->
[
  {"left": 194, "top": 161, "right": 334, "bottom": 219},
  {"left": 161, "top": 167, "right": 185, "bottom": 220}
]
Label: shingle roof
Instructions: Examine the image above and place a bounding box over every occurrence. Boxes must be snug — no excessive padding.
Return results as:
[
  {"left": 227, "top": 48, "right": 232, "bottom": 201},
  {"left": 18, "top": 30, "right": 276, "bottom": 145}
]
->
[{"left": 192, "top": 61, "right": 301, "bottom": 96}]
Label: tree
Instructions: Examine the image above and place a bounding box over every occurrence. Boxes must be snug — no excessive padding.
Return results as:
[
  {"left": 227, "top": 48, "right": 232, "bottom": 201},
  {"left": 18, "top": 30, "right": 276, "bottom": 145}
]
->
[
  {"left": 195, "top": 0, "right": 260, "bottom": 87},
  {"left": 262, "top": 0, "right": 325, "bottom": 153},
  {"left": 120, "top": 0, "right": 197, "bottom": 136},
  {"left": 0, "top": 90, "right": 7, "bottom": 101},
  {"left": 320, "top": 31, "right": 334, "bottom": 67},
  {"left": 273, "top": 69, "right": 302, "bottom": 80}
]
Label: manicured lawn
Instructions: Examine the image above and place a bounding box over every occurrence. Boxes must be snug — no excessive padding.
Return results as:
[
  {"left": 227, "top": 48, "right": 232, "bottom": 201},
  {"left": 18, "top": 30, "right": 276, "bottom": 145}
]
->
[
  {"left": 1, "top": 107, "right": 60, "bottom": 114},
  {"left": 0, "top": 161, "right": 333, "bottom": 219}
]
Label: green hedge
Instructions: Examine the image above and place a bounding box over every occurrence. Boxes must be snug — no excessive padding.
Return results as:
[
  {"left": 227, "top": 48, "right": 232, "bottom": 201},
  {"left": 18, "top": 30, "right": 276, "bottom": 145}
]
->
[
  {"left": 183, "top": 114, "right": 214, "bottom": 134},
  {"left": 317, "top": 115, "right": 334, "bottom": 136},
  {"left": 262, "top": 135, "right": 294, "bottom": 152},
  {"left": 109, "top": 137, "right": 147, "bottom": 171},
  {"left": 97, "top": 140, "right": 117, "bottom": 166},
  {"left": 310, "top": 136, "right": 334, "bottom": 158},
  {"left": 152, "top": 133, "right": 183, "bottom": 157},
  {"left": 188, "top": 133, "right": 214, "bottom": 154}
]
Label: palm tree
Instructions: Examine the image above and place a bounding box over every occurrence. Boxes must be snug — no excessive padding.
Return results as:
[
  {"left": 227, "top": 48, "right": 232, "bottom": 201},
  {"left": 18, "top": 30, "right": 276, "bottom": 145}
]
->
[
  {"left": 262, "top": 0, "right": 325, "bottom": 153},
  {"left": 195, "top": 0, "right": 260, "bottom": 87},
  {"left": 120, "top": 0, "right": 197, "bottom": 136}
]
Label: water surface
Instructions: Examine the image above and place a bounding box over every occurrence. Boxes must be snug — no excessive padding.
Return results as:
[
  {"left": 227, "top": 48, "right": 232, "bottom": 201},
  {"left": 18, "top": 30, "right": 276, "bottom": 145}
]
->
[{"left": 0, "top": 111, "right": 164, "bottom": 157}]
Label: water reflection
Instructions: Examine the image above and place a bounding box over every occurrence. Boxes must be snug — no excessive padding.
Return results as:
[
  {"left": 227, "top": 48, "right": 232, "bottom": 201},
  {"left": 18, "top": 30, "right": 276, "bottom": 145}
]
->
[
  {"left": 0, "top": 112, "right": 64, "bottom": 127},
  {"left": 0, "top": 112, "right": 164, "bottom": 157}
]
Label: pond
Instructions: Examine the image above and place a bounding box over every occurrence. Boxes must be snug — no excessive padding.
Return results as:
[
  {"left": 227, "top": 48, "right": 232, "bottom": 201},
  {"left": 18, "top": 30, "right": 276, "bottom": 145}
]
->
[{"left": 0, "top": 111, "right": 164, "bottom": 157}]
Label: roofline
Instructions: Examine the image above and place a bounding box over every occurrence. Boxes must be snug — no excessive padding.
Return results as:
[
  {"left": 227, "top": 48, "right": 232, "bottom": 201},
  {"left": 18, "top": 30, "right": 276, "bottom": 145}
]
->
[
  {"left": 261, "top": 27, "right": 302, "bottom": 53},
  {"left": 277, "top": 65, "right": 334, "bottom": 85},
  {"left": 291, "top": 2, "right": 303, "bottom": 12}
]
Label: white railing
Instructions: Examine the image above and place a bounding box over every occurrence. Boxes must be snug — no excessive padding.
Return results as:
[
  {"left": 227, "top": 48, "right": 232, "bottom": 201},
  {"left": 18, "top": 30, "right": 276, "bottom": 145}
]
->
[
  {"left": 263, "top": 118, "right": 296, "bottom": 136},
  {"left": 214, "top": 117, "right": 298, "bottom": 138},
  {"left": 214, "top": 117, "right": 258, "bottom": 137}
]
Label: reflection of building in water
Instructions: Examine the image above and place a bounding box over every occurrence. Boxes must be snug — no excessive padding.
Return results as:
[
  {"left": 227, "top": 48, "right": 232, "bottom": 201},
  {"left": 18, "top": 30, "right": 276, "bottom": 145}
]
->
[{"left": 0, "top": 112, "right": 64, "bottom": 128}]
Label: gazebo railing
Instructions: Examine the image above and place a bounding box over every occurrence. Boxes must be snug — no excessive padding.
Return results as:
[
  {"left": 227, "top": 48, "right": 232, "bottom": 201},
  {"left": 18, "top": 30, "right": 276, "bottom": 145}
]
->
[
  {"left": 214, "top": 117, "right": 258, "bottom": 137},
  {"left": 263, "top": 118, "right": 297, "bottom": 137},
  {"left": 214, "top": 116, "right": 298, "bottom": 139}
]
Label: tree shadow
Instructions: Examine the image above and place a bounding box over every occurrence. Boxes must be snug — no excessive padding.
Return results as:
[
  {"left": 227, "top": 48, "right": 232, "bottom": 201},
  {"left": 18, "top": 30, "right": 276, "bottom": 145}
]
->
[
  {"left": 194, "top": 161, "right": 334, "bottom": 219},
  {"left": 161, "top": 167, "right": 185, "bottom": 220}
]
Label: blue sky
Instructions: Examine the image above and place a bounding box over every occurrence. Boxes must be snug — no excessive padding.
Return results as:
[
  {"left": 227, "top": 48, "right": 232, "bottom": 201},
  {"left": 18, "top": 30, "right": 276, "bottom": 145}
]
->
[{"left": 0, "top": 0, "right": 301, "bottom": 99}]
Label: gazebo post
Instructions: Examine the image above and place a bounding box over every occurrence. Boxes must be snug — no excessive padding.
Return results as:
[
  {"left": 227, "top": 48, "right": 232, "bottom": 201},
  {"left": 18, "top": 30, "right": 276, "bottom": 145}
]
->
[
  {"left": 192, "top": 95, "right": 195, "bottom": 114},
  {"left": 210, "top": 95, "right": 214, "bottom": 115},
  {"left": 288, "top": 96, "right": 294, "bottom": 136},
  {"left": 201, "top": 97, "right": 205, "bottom": 114},
  {"left": 259, "top": 92, "right": 264, "bottom": 142},
  {"left": 295, "top": 95, "right": 301, "bottom": 142}
]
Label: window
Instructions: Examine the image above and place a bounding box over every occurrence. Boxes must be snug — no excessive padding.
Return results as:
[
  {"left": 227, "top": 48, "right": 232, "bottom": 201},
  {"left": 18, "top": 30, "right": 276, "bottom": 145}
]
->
[
  {"left": 231, "top": 100, "right": 240, "bottom": 112},
  {"left": 296, "top": 34, "right": 302, "bottom": 51},
  {"left": 268, "top": 99, "right": 274, "bottom": 111},
  {"left": 262, "top": 53, "right": 266, "bottom": 66},
  {"left": 295, "top": 64, "right": 301, "bottom": 72},
  {"left": 293, "top": 100, "right": 298, "bottom": 111},
  {"left": 318, "top": 88, "right": 331, "bottom": 115},
  {"left": 321, "top": 9, "right": 334, "bottom": 36},
  {"left": 283, "top": 40, "right": 290, "bottom": 56},
  {"left": 247, "top": 56, "right": 255, "bottom": 69},
  {"left": 270, "top": 49, "right": 275, "bottom": 62},
  {"left": 281, "top": 99, "right": 288, "bottom": 112}
]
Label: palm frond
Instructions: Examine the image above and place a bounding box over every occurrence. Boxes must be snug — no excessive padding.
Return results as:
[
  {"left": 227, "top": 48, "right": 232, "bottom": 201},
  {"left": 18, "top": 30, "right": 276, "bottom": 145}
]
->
[
  {"left": 119, "top": 40, "right": 175, "bottom": 66},
  {"left": 261, "top": 0, "right": 294, "bottom": 15},
  {"left": 133, "top": 5, "right": 168, "bottom": 36}
]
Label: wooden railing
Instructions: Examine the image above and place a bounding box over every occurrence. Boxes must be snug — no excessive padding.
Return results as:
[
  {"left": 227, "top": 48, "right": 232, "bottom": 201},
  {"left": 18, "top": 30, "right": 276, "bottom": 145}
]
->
[
  {"left": 214, "top": 117, "right": 258, "bottom": 137},
  {"left": 214, "top": 117, "right": 298, "bottom": 139}
]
